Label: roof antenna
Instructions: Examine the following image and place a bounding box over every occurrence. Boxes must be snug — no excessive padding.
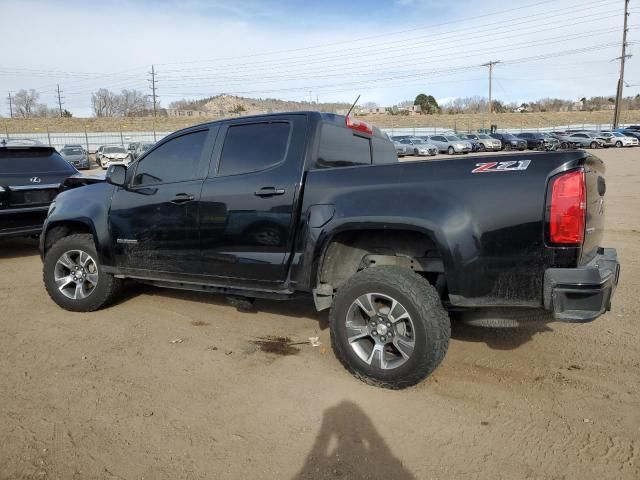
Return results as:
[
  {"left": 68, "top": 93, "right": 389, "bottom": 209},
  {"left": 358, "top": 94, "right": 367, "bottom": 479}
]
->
[{"left": 345, "top": 94, "right": 361, "bottom": 118}]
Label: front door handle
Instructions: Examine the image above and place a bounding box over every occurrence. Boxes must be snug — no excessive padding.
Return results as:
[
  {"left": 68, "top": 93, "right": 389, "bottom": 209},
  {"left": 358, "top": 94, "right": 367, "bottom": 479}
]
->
[
  {"left": 254, "top": 187, "right": 285, "bottom": 197},
  {"left": 170, "top": 193, "right": 195, "bottom": 204}
]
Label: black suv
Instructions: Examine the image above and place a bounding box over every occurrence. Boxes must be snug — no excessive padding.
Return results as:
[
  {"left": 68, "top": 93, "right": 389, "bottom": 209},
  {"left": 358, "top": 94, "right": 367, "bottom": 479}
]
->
[
  {"left": 0, "top": 146, "right": 77, "bottom": 238},
  {"left": 516, "top": 132, "right": 560, "bottom": 151},
  {"left": 489, "top": 133, "right": 527, "bottom": 151}
]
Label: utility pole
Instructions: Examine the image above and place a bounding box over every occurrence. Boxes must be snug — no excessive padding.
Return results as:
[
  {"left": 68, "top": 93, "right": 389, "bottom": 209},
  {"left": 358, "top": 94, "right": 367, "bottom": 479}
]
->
[
  {"left": 56, "top": 84, "right": 64, "bottom": 117},
  {"left": 613, "top": 0, "right": 631, "bottom": 129},
  {"left": 482, "top": 60, "right": 500, "bottom": 113},
  {"left": 149, "top": 65, "right": 158, "bottom": 118},
  {"left": 7, "top": 92, "right": 13, "bottom": 118}
]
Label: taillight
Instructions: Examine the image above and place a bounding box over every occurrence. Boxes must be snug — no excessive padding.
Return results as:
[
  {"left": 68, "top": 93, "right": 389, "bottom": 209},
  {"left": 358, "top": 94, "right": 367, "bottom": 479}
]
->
[
  {"left": 345, "top": 116, "right": 373, "bottom": 135},
  {"left": 549, "top": 169, "right": 586, "bottom": 245}
]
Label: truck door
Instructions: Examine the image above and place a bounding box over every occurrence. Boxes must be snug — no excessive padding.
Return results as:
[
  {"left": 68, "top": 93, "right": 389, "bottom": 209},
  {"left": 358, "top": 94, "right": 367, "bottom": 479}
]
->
[
  {"left": 198, "top": 115, "right": 307, "bottom": 284},
  {"left": 109, "top": 127, "right": 217, "bottom": 275}
]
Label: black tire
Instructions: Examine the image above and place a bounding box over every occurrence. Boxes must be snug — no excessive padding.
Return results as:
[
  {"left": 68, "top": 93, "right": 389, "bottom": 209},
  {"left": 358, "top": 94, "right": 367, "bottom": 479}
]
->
[
  {"left": 503, "top": 143, "right": 512, "bottom": 151},
  {"left": 590, "top": 141, "right": 598, "bottom": 149},
  {"left": 559, "top": 142, "right": 567, "bottom": 149},
  {"left": 447, "top": 146, "right": 455, "bottom": 155},
  {"left": 330, "top": 266, "right": 450, "bottom": 389},
  {"left": 479, "top": 143, "right": 486, "bottom": 152},
  {"left": 615, "top": 141, "right": 623, "bottom": 148},
  {"left": 43, "top": 234, "right": 122, "bottom": 312}
]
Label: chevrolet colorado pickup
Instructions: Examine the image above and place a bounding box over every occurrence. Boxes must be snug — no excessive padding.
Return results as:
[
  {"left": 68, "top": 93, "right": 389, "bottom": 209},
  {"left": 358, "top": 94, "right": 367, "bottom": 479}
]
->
[{"left": 40, "top": 112, "right": 620, "bottom": 389}]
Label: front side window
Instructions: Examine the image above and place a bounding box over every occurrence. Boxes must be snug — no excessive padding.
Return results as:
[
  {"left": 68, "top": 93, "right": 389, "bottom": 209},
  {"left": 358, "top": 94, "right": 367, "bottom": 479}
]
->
[
  {"left": 133, "top": 130, "right": 207, "bottom": 186},
  {"left": 218, "top": 122, "right": 290, "bottom": 176}
]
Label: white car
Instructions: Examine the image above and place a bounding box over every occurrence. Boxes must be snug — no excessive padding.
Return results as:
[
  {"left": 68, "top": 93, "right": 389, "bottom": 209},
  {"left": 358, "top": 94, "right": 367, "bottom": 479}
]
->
[
  {"left": 99, "top": 146, "right": 130, "bottom": 170},
  {"left": 426, "top": 135, "right": 472, "bottom": 154},
  {"left": 598, "top": 131, "right": 638, "bottom": 147}
]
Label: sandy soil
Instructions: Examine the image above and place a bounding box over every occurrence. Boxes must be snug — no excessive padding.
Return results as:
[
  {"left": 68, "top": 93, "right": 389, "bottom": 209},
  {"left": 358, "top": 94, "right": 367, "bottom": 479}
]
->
[{"left": 1, "top": 148, "right": 639, "bottom": 479}]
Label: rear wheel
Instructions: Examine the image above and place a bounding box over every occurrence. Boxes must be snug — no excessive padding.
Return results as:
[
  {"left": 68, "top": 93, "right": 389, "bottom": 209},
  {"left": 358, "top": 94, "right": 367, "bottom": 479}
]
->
[
  {"left": 330, "top": 266, "right": 450, "bottom": 389},
  {"left": 43, "top": 234, "right": 122, "bottom": 312},
  {"left": 447, "top": 146, "right": 455, "bottom": 155}
]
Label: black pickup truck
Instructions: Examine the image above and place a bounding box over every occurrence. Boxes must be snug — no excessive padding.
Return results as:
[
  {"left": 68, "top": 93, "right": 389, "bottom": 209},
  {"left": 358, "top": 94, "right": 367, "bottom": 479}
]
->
[
  {"left": 39, "top": 112, "right": 620, "bottom": 389},
  {"left": 0, "top": 146, "right": 78, "bottom": 238}
]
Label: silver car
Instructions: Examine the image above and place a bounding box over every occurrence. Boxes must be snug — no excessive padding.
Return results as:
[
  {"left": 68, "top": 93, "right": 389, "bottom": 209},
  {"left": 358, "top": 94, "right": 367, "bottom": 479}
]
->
[
  {"left": 393, "top": 141, "right": 409, "bottom": 157},
  {"left": 597, "top": 131, "right": 638, "bottom": 147},
  {"left": 60, "top": 146, "right": 90, "bottom": 170},
  {"left": 426, "top": 135, "right": 472, "bottom": 154},
  {"left": 394, "top": 137, "right": 437, "bottom": 156},
  {"left": 462, "top": 133, "right": 502, "bottom": 151},
  {"left": 559, "top": 132, "right": 606, "bottom": 149}
]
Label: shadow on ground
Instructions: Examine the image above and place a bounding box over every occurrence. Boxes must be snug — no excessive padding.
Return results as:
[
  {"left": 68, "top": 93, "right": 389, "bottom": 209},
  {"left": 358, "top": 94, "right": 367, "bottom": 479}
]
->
[
  {"left": 292, "top": 400, "right": 415, "bottom": 480},
  {"left": 0, "top": 237, "right": 40, "bottom": 259}
]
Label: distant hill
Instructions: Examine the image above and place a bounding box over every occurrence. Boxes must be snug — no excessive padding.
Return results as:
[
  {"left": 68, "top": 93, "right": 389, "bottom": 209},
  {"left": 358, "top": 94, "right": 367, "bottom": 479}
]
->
[{"left": 168, "top": 94, "right": 350, "bottom": 115}]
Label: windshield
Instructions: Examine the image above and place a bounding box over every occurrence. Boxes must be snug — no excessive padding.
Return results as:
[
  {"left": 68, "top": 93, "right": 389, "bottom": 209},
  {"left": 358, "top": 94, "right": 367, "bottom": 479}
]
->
[
  {"left": 477, "top": 134, "right": 490, "bottom": 139},
  {"left": 0, "top": 150, "right": 76, "bottom": 174},
  {"left": 104, "top": 146, "right": 126, "bottom": 154},
  {"left": 445, "top": 136, "right": 460, "bottom": 141},
  {"left": 142, "top": 143, "right": 153, "bottom": 151},
  {"left": 410, "top": 139, "right": 426, "bottom": 144},
  {"left": 612, "top": 132, "right": 624, "bottom": 137},
  {"left": 61, "top": 147, "right": 83, "bottom": 155},
  {"left": 502, "top": 133, "right": 517, "bottom": 140}
]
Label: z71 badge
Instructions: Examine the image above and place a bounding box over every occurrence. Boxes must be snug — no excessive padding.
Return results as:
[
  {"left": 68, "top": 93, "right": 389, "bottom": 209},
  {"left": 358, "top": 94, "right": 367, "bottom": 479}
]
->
[{"left": 472, "top": 160, "right": 531, "bottom": 173}]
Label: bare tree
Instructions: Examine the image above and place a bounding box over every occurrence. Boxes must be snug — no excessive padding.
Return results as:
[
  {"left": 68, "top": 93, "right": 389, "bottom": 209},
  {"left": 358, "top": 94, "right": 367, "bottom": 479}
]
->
[
  {"left": 118, "top": 89, "right": 151, "bottom": 117},
  {"left": 91, "top": 88, "right": 119, "bottom": 117},
  {"left": 13, "top": 89, "right": 41, "bottom": 118}
]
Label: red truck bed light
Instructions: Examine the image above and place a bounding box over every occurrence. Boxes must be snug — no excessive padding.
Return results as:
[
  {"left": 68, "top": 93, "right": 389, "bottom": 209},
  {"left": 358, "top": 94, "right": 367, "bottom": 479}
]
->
[
  {"left": 549, "top": 169, "right": 586, "bottom": 244},
  {"left": 345, "top": 116, "right": 373, "bottom": 135}
]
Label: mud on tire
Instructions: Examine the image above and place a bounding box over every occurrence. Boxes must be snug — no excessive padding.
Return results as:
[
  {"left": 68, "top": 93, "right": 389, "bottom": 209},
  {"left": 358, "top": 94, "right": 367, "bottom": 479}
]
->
[
  {"left": 330, "top": 266, "right": 451, "bottom": 389},
  {"left": 43, "top": 234, "right": 122, "bottom": 312}
]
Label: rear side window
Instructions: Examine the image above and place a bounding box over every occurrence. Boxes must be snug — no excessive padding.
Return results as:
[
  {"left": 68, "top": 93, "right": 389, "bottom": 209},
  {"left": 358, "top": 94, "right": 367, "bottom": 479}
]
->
[
  {"left": 318, "top": 123, "right": 371, "bottom": 167},
  {"left": 218, "top": 122, "right": 290, "bottom": 176},
  {"left": 133, "top": 130, "right": 207, "bottom": 186},
  {"left": 0, "top": 149, "right": 76, "bottom": 174}
]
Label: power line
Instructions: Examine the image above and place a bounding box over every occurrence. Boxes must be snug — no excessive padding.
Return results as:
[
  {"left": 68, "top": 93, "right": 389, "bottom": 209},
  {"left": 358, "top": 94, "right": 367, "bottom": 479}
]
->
[
  {"left": 482, "top": 61, "right": 501, "bottom": 113},
  {"left": 613, "top": 0, "right": 631, "bottom": 128},
  {"left": 56, "top": 84, "right": 64, "bottom": 117}
]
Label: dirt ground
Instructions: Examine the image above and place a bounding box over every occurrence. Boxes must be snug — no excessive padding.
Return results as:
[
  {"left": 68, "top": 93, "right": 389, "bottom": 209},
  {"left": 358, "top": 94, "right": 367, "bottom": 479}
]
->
[{"left": 1, "top": 148, "right": 639, "bottom": 479}]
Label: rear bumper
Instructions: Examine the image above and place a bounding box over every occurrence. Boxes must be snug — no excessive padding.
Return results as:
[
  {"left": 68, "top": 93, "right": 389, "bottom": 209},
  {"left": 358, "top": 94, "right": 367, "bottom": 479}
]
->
[
  {"left": 544, "top": 248, "right": 620, "bottom": 322},
  {"left": 0, "top": 206, "right": 48, "bottom": 238}
]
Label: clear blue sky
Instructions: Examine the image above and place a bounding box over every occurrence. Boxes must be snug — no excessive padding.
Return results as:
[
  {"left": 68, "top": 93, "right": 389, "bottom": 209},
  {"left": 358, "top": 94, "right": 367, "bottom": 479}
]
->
[{"left": 0, "top": 0, "right": 634, "bottom": 116}]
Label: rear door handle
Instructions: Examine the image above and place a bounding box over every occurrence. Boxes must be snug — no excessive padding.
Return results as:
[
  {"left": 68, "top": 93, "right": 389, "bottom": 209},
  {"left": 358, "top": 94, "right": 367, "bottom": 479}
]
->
[
  {"left": 170, "top": 193, "right": 195, "bottom": 204},
  {"left": 254, "top": 187, "right": 285, "bottom": 197}
]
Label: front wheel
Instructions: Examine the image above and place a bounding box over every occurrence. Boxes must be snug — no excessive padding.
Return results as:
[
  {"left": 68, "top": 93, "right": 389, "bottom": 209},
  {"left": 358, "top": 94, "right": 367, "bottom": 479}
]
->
[
  {"left": 330, "top": 266, "right": 451, "bottom": 389},
  {"left": 503, "top": 143, "right": 512, "bottom": 151},
  {"left": 447, "top": 146, "right": 455, "bottom": 155},
  {"left": 43, "top": 234, "right": 122, "bottom": 312},
  {"left": 615, "top": 141, "right": 623, "bottom": 148},
  {"left": 590, "top": 141, "right": 598, "bottom": 149},
  {"left": 479, "top": 143, "right": 486, "bottom": 152}
]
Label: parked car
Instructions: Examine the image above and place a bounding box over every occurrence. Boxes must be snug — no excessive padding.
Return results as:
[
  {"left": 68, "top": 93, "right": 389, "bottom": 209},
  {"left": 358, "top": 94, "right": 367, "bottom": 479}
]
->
[
  {"left": 127, "top": 142, "right": 140, "bottom": 159},
  {"left": 393, "top": 141, "right": 409, "bottom": 157},
  {"left": 614, "top": 128, "right": 640, "bottom": 141},
  {"left": 131, "top": 142, "right": 154, "bottom": 161},
  {"left": 426, "top": 134, "right": 472, "bottom": 154},
  {"left": 0, "top": 145, "right": 78, "bottom": 238},
  {"left": 95, "top": 145, "right": 105, "bottom": 166},
  {"left": 597, "top": 131, "right": 638, "bottom": 148},
  {"left": 393, "top": 137, "right": 437, "bottom": 156},
  {"left": 39, "top": 112, "right": 620, "bottom": 389},
  {"left": 63, "top": 144, "right": 86, "bottom": 153},
  {"left": 98, "top": 146, "right": 129, "bottom": 170},
  {"left": 489, "top": 133, "right": 527, "bottom": 151},
  {"left": 1, "top": 138, "right": 45, "bottom": 147},
  {"left": 516, "top": 132, "right": 560, "bottom": 151},
  {"left": 558, "top": 132, "right": 606, "bottom": 149},
  {"left": 456, "top": 134, "right": 482, "bottom": 152},
  {"left": 59, "top": 146, "right": 90, "bottom": 170},
  {"left": 462, "top": 133, "right": 502, "bottom": 151}
]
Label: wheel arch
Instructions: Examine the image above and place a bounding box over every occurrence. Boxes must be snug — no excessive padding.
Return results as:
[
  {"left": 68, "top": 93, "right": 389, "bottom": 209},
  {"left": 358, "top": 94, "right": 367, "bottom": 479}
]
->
[{"left": 43, "top": 219, "right": 97, "bottom": 256}]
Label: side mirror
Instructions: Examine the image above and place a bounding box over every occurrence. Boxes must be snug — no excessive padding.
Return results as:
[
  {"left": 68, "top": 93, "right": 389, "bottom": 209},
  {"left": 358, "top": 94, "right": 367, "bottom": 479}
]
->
[{"left": 106, "top": 164, "right": 127, "bottom": 187}]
